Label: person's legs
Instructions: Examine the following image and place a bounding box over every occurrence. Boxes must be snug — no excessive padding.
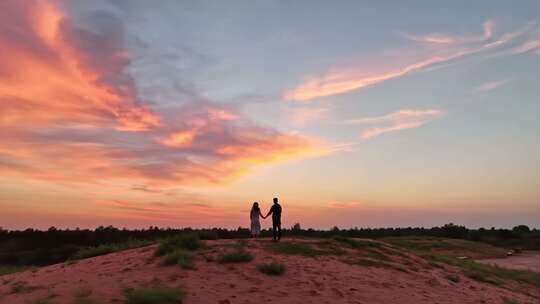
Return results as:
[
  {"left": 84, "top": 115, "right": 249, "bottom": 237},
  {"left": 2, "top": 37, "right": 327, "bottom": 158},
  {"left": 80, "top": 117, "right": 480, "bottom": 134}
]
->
[
  {"left": 272, "top": 221, "right": 277, "bottom": 240},
  {"left": 277, "top": 222, "right": 281, "bottom": 240}
]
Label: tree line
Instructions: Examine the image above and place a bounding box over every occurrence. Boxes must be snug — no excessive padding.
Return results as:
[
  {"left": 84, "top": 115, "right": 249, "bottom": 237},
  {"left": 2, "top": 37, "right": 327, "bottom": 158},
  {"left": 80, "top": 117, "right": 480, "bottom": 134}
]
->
[{"left": 0, "top": 223, "right": 538, "bottom": 266}]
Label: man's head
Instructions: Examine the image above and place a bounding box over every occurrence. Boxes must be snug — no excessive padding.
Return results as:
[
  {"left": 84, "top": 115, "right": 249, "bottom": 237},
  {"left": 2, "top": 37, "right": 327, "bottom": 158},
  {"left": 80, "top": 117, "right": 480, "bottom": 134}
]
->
[{"left": 273, "top": 197, "right": 278, "bottom": 204}]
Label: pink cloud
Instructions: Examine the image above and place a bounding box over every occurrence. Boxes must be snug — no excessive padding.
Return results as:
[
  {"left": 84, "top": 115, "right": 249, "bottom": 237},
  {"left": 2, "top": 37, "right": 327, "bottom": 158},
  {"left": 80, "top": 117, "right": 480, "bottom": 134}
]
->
[
  {"left": 288, "top": 106, "right": 329, "bottom": 126},
  {"left": 0, "top": 1, "right": 331, "bottom": 188},
  {"left": 327, "top": 201, "right": 359, "bottom": 209},
  {"left": 346, "top": 109, "right": 444, "bottom": 140},
  {"left": 474, "top": 79, "right": 511, "bottom": 93},
  {"left": 284, "top": 19, "right": 532, "bottom": 102}
]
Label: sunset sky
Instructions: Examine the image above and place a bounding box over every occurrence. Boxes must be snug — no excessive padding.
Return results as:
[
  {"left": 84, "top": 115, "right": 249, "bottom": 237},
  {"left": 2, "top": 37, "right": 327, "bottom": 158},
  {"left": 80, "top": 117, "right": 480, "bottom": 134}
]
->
[{"left": 1, "top": 0, "right": 539, "bottom": 230}]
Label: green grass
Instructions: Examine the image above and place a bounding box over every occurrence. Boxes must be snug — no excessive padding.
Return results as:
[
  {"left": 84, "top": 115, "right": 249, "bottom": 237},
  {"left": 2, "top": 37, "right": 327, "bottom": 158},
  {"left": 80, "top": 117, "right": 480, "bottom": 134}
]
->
[
  {"left": 256, "top": 262, "right": 286, "bottom": 276},
  {"left": 384, "top": 236, "right": 506, "bottom": 259},
  {"left": 72, "top": 297, "right": 100, "bottom": 304},
  {"left": 124, "top": 284, "right": 185, "bottom": 304},
  {"left": 9, "top": 281, "right": 43, "bottom": 294},
  {"left": 331, "top": 237, "right": 397, "bottom": 262},
  {"left": 76, "top": 239, "right": 152, "bottom": 259},
  {"left": 383, "top": 236, "right": 540, "bottom": 288},
  {"left": 501, "top": 298, "right": 520, "bottom": 304},
  {"left": 162, "top": 250, "right": 195, "bottom": 270},
  {"left": 0, "top": 265, "right": 28, "bottom": 276},
  {"left": 418, "top": 251, "right": 540, "bottom": 287},
  {"left": 333, "top": 237, "right": 384, "bottom": 249},
  {"left": 216, "top": 250, "right": 253, "bottom": 263},
  {"left": 265, "top": 242, "right": 322, "bottom": 257},
  {"left": 155, "top": 234, "right": 204, "bottom": 256},
  {"left": 31, "top": 299, "right": 56, "bottom": 304},
  {"left": 354, "top": 258, "right": 407, "bottom": 272}
]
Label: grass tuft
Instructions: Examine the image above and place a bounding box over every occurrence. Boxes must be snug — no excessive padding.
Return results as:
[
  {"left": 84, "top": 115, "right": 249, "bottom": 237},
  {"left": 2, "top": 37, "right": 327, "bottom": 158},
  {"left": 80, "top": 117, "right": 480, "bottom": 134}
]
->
[
  {"left": 256, "top": 262, "right": 286, "bottom": 276},
  {"left": 354, "top": 258, "right": 407, "bottom": 272},
  {"left": 446, "top": 273, "right": 461, "bottom": 283},
  {"left": 76, "top": 239, "right": 152, "bottom": 260},
  {"left": 31, "top": 299, "right": 56, "bottom": 304},
  {"left": 9, "top": 281, "right": 44, "bottom": 294},
  {"left": 333, "top": 237, "right": 383, "bottom": 249},
  {"left": 265, "top": 242, "right": 321, "bottom": 257},
  {"left": 155, "top": 234, "right": 204, "bottom": 256},
  {"left": 216, "top": 250, "right": 253, "bottom": 263},
  {"left": 501, "top": 298, "right": 520, "bottom": 304},
  {"left": 162, "top": 250, "right": 195, "bottom": 270},
  {"left": 0, "top": 265, "right": 28, "bottom": 276},
  {"left": 385, "top": 236, "right": 540, "bottom": 288},
  {"left": 124, "top": 284, "right": 185, "bottom": 304}
]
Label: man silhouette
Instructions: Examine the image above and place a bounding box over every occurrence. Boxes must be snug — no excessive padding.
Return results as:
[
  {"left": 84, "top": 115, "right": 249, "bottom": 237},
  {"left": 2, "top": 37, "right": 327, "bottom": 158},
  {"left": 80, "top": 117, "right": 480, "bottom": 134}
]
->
[{"left": 265, "top": 197, "right": 282, "bottom": 241}]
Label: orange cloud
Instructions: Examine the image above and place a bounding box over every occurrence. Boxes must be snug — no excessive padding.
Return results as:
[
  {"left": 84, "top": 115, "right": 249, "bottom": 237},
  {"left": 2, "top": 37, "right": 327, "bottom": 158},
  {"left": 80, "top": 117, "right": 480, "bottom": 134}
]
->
[
  {"left": 327, "top": 201, "right": 359, "bottom": 209},
  {"left": 0, "top": 0, "right": 327, "bottom": 188},
  {"left": 288, "top": 106, "right": 329, "bottom": 126},
  {"left": 159, "top": 131, "right": 195, "bottom": 148},
  {"left": 346, "top": 109, "right": 443, "bottom": 139}
]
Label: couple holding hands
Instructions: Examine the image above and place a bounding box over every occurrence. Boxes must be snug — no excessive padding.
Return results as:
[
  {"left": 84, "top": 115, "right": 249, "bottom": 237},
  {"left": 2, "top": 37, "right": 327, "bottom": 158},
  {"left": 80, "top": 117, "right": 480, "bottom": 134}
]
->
[{"left": 250, "top": 197, "right": 282, "bottom": 241}]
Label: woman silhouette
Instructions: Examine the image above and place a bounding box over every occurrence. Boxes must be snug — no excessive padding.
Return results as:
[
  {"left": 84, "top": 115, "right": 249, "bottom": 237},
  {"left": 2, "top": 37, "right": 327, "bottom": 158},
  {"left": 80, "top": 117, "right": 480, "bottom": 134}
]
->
[{"left": 250, "top": 202, "right": 265, "bottom": 238}]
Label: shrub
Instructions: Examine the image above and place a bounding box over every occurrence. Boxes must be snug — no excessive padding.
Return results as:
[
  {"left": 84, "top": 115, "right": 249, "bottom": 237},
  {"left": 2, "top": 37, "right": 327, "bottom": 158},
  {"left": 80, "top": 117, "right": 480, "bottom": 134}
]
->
[
  {"left": 354, "top": 258, "right": 407, "bottom": 272},
  {"left": 155, "top": 234, "right": 203, "bottom": 256},
  {"left": 31, "top": 299, "right": 55, "bottom": 304},
  {"left": 124, "top": 284, "right": 184, "bottom": 304},
  {"left": 446, "top": 274, "right": 460, "bottom": 283},
  {"left": 162, "top": 250, "right": 195, "bottom": 270},
  {"left": 76, "top": 239, "right": 151, "bottom": 260},
  {"left": 333, "top": 237, "right": 383, "bottom": 249},
  {"left": 266, "top": 242, "right": 321, "bottom": 256},
  {"left": 217, "top": 250, "right": 253, "bottom": 263},
  {"left": 10, "top": 281, "right": 43, "bottom": 294},
  {"left": 502, "top": 298, "right": 520, "bottom": 304},
  {"left": 0, "top": 265, "right": 28, "bottom": 276},
  {"left": 256, "top": 262, "right": 286, "bottom": 276}
]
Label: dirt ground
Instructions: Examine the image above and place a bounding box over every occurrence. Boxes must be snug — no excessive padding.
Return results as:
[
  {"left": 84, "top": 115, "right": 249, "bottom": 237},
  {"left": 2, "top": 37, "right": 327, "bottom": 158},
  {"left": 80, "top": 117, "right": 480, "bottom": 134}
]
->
[{"left": 0, "top": 239, "right": 538, "bottom": 304}]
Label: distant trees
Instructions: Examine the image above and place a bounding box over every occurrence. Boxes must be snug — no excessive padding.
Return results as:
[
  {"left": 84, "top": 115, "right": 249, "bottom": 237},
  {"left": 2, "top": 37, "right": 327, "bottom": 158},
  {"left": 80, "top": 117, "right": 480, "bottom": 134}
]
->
[
  {"left": 513, "top": 225, "right": 531, "bottom": 234},
  {"left": 0, "top": 223, "right": 538, "bottom": 267}
]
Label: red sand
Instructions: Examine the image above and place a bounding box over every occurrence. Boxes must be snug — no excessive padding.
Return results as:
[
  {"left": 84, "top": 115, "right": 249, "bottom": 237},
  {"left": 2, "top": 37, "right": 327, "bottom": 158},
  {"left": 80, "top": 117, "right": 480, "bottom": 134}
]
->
[{"left": 0, "top": 239, "right": 538, "bottom": 304}]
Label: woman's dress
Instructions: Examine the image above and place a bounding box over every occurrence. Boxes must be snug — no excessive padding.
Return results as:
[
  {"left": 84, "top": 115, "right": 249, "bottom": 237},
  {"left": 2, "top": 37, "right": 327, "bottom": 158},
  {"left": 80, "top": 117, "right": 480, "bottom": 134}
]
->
[{"left": 250, "top": 210, "right": 261, "bottom": 235}]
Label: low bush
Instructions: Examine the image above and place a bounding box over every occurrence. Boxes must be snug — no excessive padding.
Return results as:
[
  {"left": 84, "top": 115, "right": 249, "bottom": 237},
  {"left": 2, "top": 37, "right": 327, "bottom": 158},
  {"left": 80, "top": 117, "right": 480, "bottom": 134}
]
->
[
  {"left": 162, "top": 250, "right": 195, "bottom": 270},
  {"left": 216, "top": 250, "right": 253, "bottom": 263},
  {"left": 76, "top": 239, "right": 151, "bottom": 260},
  {"left": 155, "top": 234, "right": 203, "bottom": 256},
  {"left": 265, "top": 242, "right": 320, "bottom": 257},
  {"left": 256, "top": 262, "right": 286, "bottom": 275},
  {"left": 124, "top": 284, "right": 184, "bottom": 304}
]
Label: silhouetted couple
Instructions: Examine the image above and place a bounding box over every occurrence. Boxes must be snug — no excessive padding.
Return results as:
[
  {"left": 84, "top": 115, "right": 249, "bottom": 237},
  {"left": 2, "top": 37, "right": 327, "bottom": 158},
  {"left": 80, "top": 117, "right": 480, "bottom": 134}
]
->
[{"left": 250, "top": 197, "right": 282, "bottom": 241}]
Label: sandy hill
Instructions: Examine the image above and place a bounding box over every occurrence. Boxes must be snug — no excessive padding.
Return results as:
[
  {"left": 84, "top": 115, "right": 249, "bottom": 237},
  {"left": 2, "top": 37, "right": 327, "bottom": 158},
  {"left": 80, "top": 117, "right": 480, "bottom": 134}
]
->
[{"left": 0, "top": 237, "right": 538, "bottom": 304}]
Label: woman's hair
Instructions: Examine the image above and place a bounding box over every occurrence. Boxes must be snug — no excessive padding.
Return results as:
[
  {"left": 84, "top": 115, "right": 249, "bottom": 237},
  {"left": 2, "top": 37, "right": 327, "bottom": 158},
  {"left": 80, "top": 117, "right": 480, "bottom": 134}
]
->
[{"left": 251, "top": 202, "right": 260, "bottom": 212}]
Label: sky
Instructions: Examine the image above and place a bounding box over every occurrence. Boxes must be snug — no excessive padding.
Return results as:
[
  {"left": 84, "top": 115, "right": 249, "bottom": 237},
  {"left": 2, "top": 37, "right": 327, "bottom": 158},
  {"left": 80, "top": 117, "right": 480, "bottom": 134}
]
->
[{"left": 1, "top": 0, "right": 539, "bottom": 230}]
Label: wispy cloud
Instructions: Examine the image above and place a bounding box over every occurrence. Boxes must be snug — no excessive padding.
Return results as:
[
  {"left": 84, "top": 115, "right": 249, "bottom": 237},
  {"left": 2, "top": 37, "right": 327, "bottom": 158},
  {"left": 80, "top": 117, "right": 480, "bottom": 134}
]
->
[
  {"left": 402, "top": 33, "right": 455, "bottom": 44},
  {"left": 474, "top": 79, "right": 511, "bottom": 93},
  {"left": 288, "top": 106, "right": 329, "bottom": 126},
  {"left": 511, "top": 30, "right": 540, "bottom": 54},
  {"left": 284, "top": 19, "right": 533, "bottom": 102},
  {"left": 327, "top": 201, "right": 359, "bottom": 209},
  {"left": 346, "top": 109, "right": 444, "bottom": 140}
]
